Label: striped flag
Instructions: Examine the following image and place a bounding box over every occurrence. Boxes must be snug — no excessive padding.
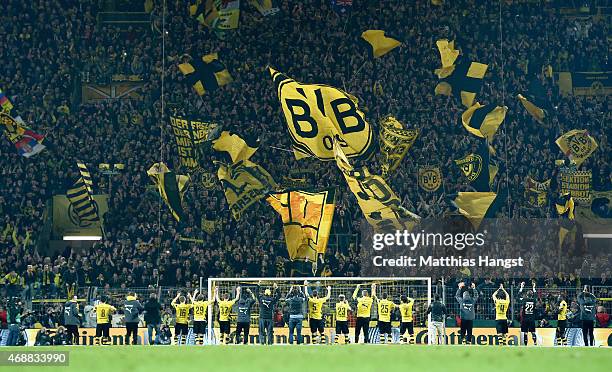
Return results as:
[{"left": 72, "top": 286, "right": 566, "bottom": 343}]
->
[
  {"left": 67, "top": 162, "right": 99, "bottom": 223},
  {"left": 0, "top": 89, "right": 13, "bottom": 112}
]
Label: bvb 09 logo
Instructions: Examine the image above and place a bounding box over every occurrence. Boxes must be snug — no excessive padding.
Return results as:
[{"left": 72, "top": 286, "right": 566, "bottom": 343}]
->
[
  {"left": 68, "top": 199, "right": 99, "bottom": 228},
  {"left": 568, "top": 132, "right": 592, "bottom": 158},
  {"left": 418, "top": 167, "right": 442, "bottom": 192}
]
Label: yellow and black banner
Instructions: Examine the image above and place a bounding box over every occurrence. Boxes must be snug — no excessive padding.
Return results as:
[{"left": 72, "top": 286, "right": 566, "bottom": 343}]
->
[
  {"left": 201, "top": 217, "right": 223, "bottom": 234},
  {"left": 267, "top": 188, "right": 335, "bottom": 262},
  {"left": 435, "top": 60, "right": 488, "bottom": 108},
  {"left": 66, "top": 162, "right": 99, "bottom": 224},
  {"left": 179, "top": 53, "right": 232, "bottom": 96},
  {"left": 461, "top": 102, "right": 507, "bottom": 141},
  {"left": 379, "top": 116, "right": 419, "bottom": 178},
  {"left": 524, "top": 177, "right": 550, "bottom": 207},
  {"left": 555, "top": 129, "right": 598, "bottom": 167},
  {"left": 559, "top": 170, "right": 592, "bottom": 204},
  {"left": 169, "top": 115, "right": 218, "bottom": 169},
  {"left": 334, "top": 141, "right": 419, "bottom": 231},
  {"left": 454, "top": 140, "right": 492, "bottom": 192},
  {"left": 418, "top": 166, "right": 442, "bottom": 193},
  {"left": 147, "top": 162, "right": 190, "bottom": 222},
  {"left": 190, "top": 0, "right": 219, "bottom": 27},
  {"left": 555, "top": 192, "right": 576, "bottom": 247},
  {"left": 52, "top": 195, "right": 108, "bottom": 238},
  {"left": 270, "top": 67, "right": 374, "bottom": 161},
  {"left": 201, "top": 172, "right": 217, "bottom": 188},
  {"left": 571, "top": 72, "right": 612, "bottom": 96},
  {"left": 217, "top": 159, "right": 277, "bottom": 220}
]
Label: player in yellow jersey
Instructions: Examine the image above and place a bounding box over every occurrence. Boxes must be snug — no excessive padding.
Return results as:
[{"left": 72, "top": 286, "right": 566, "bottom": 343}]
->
[
  {"left": 171, "top": 292, "right": 193, "bottom": 345},
  {"left": 352, "top": 283, "right": 375, "bottom": 343},
  {"left": 334, "top": 294, "right": 352, "bottom": 344},
  {"left": 492, "top": 284, "right": 510, "bottom": 345},
  {"left": 373, "top": 286, "right": 396, "bottom": 344},
  {"left": 304, "top": 280, "right": 331, "bottom": 344},
  {"left": 189, "top": 289, "right": 210, "bottom": 345},
  {"left": 215, "top": 286, "right": 239, "bottom": 344},
  {"left": 93, "top": 296, "right": 116, "bottom": 345},
  {"left": 556, "top": 295, "right": 568, "bottom": 346},
  {"left": 398, "top": 293, "right": 415, "bottom": 344}
]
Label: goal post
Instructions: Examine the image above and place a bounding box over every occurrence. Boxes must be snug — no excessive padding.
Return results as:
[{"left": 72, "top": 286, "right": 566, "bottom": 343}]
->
[{"left": 206, "top": 277, "right": 432, "bottom": 345}]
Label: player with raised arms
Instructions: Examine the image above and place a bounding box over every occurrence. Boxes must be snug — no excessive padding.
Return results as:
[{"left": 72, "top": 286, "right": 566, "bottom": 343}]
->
[
  {"left": 518, "top": 281, "right": 538, "bottom": 346},
  {"left": 304, "top": 280, "right": 331, "bottom": 344},
  {"left": 373, "top": 285, "right": 395, "bottom": 344},
  {"left": 189, "top": 289, "right": 211, "bottom": 345},
  {"left": 352, "top": 283, "right": 375, "bottom": 343},
  {"left": 492, "top": 284, "right": 510, "bottom": 346},
  {"left": 334, "top": 294, "right": 352, "bottom": 344},
  {"left": 215, "top": 286, "right": 240, "bottom": 345},
  {"left": 171, "top": 292, "right": 192, "bottom": 345}
]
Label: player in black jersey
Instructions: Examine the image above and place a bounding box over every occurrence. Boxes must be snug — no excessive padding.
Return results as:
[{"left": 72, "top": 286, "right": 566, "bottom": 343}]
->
[{"left": 518, "top": 282, "right": 537, "bottom": 346}]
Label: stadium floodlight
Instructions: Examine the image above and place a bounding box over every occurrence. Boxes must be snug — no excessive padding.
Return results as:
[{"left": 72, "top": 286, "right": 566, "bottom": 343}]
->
[
  {"left": 207, "top": 277, "right": 432, "bottom": 345},
  {"left": 63, "top": 235, "right": 103, "bottom": 241}
]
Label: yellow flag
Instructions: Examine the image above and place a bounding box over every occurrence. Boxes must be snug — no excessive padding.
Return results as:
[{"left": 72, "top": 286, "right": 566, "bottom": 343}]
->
[
  {"left": 461, "top": 102, "right": 507, "bottom": 141},
  {"left": 453, "top": 192, "right": 498, "bottom": 230},
  {"left": 517, "top": 94, "right": 545, "bottom": 123},
  {"left": 361, "top": 30, "right": 401, "bottom": 58},
  {"left": 379, "top": 116, "right": 419, "bottom": 178},
  {"left": 212, "top": 130, "right": 258, "bottom": 163},
  {"left": 147, "top": 162, "right": 190, "bottom": 222},
  {"left": 436, "top": 39, "right": 459, "bottom": 69}
]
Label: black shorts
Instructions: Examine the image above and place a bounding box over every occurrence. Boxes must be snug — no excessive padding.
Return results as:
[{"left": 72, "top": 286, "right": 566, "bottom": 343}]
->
[
  {"left": 175, "top": 323, "right": 189, "bottom": 335},
  {"left": 400, "top": 321, "right": 414, "bottom": 335},
  {"left": 521, "top": 319, "right": 536, "bottom": 332},
  {"left": 219, "top": 320, "right": 231, "bottom": 334},
  {"left": 335, "top": 320, "right": 349, "bottom": 334},
  {"left": 378, "top": 321, "right": 391, "bottom": 334},
  {"left": 126, "top": 322, "right": 138, "bottom": 332},
  {"left": 557, "top": 320, "right": 567, "bottom": 332},
  {"left": 309, "top": 318, "right": 325, "bottom": 333},
  {"left": 96, "top": 323, "right": 110, "bottom": 337},
  {"left": 496, "top": 319, "right": 509, "bottom": 334},
  {"left": 193, "top": 320, "right": 207, "bottom": 334}
]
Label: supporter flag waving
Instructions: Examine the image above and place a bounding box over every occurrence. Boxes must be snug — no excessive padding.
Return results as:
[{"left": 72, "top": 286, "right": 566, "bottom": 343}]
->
[
  {"left": 517, "top": 94, "right": 546, "bottom": 123},
  {"left": 435, "top": 39, "right": 460, "bottom": 71},
  {"left": 555, "top": 192, "right": 576, "bottom": 247},
  {"left": 378, "top": 116, "right": 419, "bottom": 178},
  {"left": 524, "top": 177, "right": 550, "bottom": 208},
  {"left": 451, "top": 191, "right": 503, "bottom": 230},
  {"left": 0, "top": 88, "right": 13, "bottom": 112},
  {"left": 361, "top": 30, "right": 401, "bottom": 58},
  {"left": 461, "top": 102, "right": 507, "bottom": 141},
  {"left": 454, "top": 139, "right": 494, "bottom": 192},
  {"left": 179, "top": 53, "right": 232, "bottom": 96},
  {"left": 249, "top": 0, "right": 279, "bottom": 16},
  {"left": 147, "top": 162, "right": 190, "bottom": 222},
  {"left": 555, "top": 129, "right": 598, "bottom": 167},
  {"left": 189, "top": 0, "right": 219, "bottom": 27},
  {"left": 0, "top": 112, "right": 46, "bottom": 158},
  {"left": 267, "top": 188, "right": 336, "bottom": 271},
  {"left": 270, "top": 67, "right": 374, "bottom": 161},
  {"left": 67, "top": 162, "right": 99, "bottom": 224},
  {"left": 435, "top": 58, "right": 488, "bottom": 108}
]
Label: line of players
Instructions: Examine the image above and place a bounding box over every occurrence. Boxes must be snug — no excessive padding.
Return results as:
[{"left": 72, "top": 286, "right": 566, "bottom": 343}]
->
[
  {"left": 167, "top": 281, "right": 423, "bottom": 345},
  {"left": 479, "top": 282, "right": 599, "bottom": 346}
]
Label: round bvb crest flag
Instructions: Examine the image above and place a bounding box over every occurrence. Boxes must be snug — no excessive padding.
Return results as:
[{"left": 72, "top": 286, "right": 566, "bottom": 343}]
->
[{"left": 418, "top": 166, "right": 442, "bottom": 192}]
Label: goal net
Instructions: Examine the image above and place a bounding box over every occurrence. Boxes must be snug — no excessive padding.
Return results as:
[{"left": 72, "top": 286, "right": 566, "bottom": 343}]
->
[{"left": 207, "top": 277, "right": 432, "bottom": 345}]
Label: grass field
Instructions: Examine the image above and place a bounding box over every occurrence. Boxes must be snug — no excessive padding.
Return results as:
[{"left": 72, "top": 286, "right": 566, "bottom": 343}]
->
[{"left": 1, "top": 345, "right": 611, "bottom": 372}]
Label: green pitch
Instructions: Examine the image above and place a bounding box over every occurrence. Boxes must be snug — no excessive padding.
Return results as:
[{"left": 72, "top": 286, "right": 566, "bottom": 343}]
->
[{"left": 2, "top": 345, "right": 610, "bottom": 372}]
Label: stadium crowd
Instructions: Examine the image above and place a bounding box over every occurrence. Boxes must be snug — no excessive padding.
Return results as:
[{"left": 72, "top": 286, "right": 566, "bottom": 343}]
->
[{"left": 0, "top": 0, "right": 610, "bottom": 331}]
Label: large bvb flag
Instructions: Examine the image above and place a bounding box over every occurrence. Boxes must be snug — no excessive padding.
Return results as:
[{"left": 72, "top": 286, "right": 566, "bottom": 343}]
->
[
  {"left": 67, "top": 162, "right": 99, "bottom": 223},
  {"left": 147, "top": 162, "right": 190, "bottom": 222},
  {"left": 270, "top": 67, "right": 374, "bottom": 161},
  {"left": 267, "top": 188, "right": 335, "bottom": 264},
  {"left": 179, "top": 53, "right": 232, "bottom": 96},
  {"left": 334, "top": 141, "right": 419, "bottom": 231}
]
